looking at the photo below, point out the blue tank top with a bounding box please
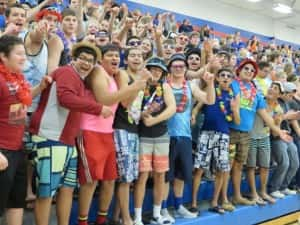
[167,81,193,138]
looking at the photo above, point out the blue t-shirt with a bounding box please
[167,81,193,138]
[229,79,266,132]
[202,89,233,134]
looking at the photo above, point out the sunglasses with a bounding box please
[188,56,200,61]
[163,44,175,49]
[218,73,233,79]
[171,64,185,69]
[95,31,108,38]
[128,40,142,46]
[243,66,255,73]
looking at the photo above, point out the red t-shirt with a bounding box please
[0,75,26,151]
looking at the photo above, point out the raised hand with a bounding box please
[230,94,240,112]
[208,55,221,73]
[111,6,120,16]
[125,17,134,29]
[83,34,96,43]
[202,72,215,85]
[139,68,153,81]
[4,23,20,35]
[154,26,163,39]
[131,79,147,91]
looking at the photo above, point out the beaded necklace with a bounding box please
[236,77,256,104]
[216,86,234,122]
[167,78,188,113]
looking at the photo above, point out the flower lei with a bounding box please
[143,82,164,113]
[167,78,188,113]
[0,63,32,106]
[216,86,234,122]
[236,77,256,104]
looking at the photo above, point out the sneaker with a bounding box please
[150,217,171,225]
[133,220,144,225]
[281,188,297,195]
[161,210,175,224]
[174,205,197,219]
[270,191,285,199]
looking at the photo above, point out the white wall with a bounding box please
[129,0,300,44]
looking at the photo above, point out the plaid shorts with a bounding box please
[31,135,78,198]
[247,137,271,168]
[194,131,230,172]
[114,129,139,183]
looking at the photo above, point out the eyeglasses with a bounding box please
[188,56,200,61]
[77,55,95,65]
[243,66,255,73]
[171,64,185,69]
[163,44,175,49]
[128,40,142,46]
[218,73,233,79]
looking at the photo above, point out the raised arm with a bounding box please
[89,66,145,106]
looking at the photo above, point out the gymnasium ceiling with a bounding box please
[216,0,300,29]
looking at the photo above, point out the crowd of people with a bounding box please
[0,0,300,225]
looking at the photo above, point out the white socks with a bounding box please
[134,208,142,222]
[153,204,162,218]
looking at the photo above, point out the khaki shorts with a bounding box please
[229,129,250,164]
[139,134,170,173]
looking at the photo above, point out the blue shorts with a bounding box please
[114,129,139,183]
[31,135,78,198]
[166,137,193,184]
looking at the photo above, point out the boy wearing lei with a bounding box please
[229,59,291,206]
[133,57,176,225]
[246,63,277,205]
[162,53,215,220]
[0,35,50,225]
[191,67,240,214]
